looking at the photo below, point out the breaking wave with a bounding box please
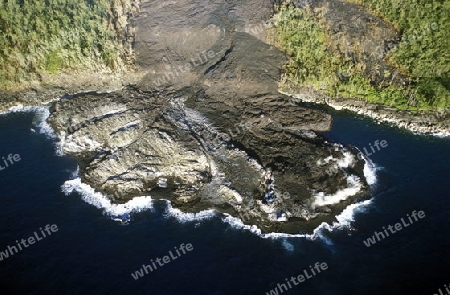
[222,199,373,243]
[61,175,153,218]
[221,156,378,243]
[1,105,62,155]
[163,202,217,223]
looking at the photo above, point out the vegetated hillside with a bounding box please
[274,1,450,112]
[349,0,449,78]
[0,0,131,91]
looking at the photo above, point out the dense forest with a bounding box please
[275,1,450,112]
[0,0,123,90]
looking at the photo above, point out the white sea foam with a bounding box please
[281,239,295,251]
[221,214,263,235]
[61,177,153,217]
[0,104,28,115]
[312,146,367,208]
[313,199,372,233]
[1,105,56,137]
[222,198,373,242]
[316,155,333,165]
[1,105,63,154]
[337,150,356,168]
[164,201,217,223]
[433,132,450,138]
[312,175,362,207]
[31,107,57,140]
[304,145,378,226]
[219,144,378,242]
[317,148,356,175]
[363,156,378,186]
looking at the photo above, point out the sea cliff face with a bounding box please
[46,0,370,233]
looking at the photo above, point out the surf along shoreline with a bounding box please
[280,88,450,137]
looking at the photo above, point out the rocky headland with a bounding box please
[2,0,446,234]
[44,0,371,234]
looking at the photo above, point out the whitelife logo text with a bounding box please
[0,224,59,261]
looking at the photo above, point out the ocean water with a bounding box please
[0,106,449,295]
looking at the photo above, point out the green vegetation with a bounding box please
[0,0,124,90]
[349,0,449,79]
[274,3,450,112]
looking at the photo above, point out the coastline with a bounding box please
[279,88,450,137]
[270,1,449,138]
[2,80,448,139]
[0,70,145,114]
[1,0,448,236]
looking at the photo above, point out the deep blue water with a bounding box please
[0,108,449,295]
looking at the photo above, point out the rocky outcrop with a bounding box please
[48,0,370,233]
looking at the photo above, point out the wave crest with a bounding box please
[61,176,153,218]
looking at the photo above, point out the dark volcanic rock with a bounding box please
[48,0,370,234]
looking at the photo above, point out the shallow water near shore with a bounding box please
[0,108,449,294]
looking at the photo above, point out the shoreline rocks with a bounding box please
[281,87,450,136]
